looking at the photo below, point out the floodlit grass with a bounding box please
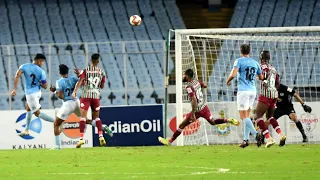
[0,144,319,180]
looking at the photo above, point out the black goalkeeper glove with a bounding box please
[302,104,312,113]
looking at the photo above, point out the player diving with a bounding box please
[158,69,240,145]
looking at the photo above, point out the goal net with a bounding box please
[169,26,320,146]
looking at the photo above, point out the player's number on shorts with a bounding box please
[196,88,204,103]
[245,67,256,81]
[88,77,100,89]
[65,88,74,96]
[30,73,36,86]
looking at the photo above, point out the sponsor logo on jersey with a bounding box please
[15,113,42,140]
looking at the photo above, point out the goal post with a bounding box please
[172,26,320,146]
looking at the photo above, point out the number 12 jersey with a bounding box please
[233,57,262,91]
[79,66,106,99]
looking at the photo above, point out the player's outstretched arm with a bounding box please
[72,78,84,99]
[11,69,23,96]
[294,92,312,113]
[226,68,238,86]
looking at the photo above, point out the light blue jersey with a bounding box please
[233,57,262,91]
[56,76,79,101]
[19,63,47,95]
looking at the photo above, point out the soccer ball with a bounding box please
[130,15,142,26]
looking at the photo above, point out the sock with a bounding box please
[295,121,306,137]
[256,118,270,139]
[39,112,54,123]
[244,120,250,140]
[269,117,283,135]
[55,135,61,149]
[95,118,103,137]
[25,111,32,131]
[211,118,227,125]
[169,128,183,143]
[244,117,257,136]
[80,118,86,139]
[91,120,96,127]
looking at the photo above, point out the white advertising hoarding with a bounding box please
[166,102,320,145]
[0,108,93,150]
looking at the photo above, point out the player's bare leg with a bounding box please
[92,110,106,147]
[255,102,275,148]
[19,104,32,136]
[266,108,286,147]
[158,117,191,146]
[76,108,87,148]
[289,113,308,142]
[53,118,64,150]
[238,109,261,148]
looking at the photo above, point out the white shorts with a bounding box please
[237,91,256,111]
[57,99,81,120]
[26,91,42,112]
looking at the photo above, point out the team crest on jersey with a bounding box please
[80,103,85,107]
[280,93,284,96]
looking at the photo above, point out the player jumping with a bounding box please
[11,54,55,136]
[158,69,240,145]
[49,64,112,150]
[72,53,107,148]
[226,44,266,148]
[254,50,285,147]
[270,83,312,143]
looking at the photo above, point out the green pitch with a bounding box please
[0,144,319,180]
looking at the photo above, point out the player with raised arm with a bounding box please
[226,44,266,148]
[49,64,112,150]
[11,54,55,136]
[254,50,285,147]
[271,84,312,143]
[71,53,107,148]
[158,69,240,145]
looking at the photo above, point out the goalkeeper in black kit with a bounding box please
[271,84,312,142]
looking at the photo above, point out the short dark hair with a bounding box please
[260,50,270,61]
[59,64,69,75]
[91,53,100,61]
[240,44,250,55]
[34,53,46,60]
[185,69,194,78]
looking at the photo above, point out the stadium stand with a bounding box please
[208,0,320,102]
[0,0,183,110]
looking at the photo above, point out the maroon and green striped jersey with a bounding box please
[185,80,206,112]
[79,65,106,99]
[260,64,279,99]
